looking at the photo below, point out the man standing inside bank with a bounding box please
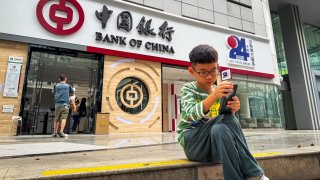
[178,45,268,180]
[52,74,74,138]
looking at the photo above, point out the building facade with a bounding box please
[270,0,320,130]
[0,0,283,136]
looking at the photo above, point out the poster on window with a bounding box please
[3,56,23,97]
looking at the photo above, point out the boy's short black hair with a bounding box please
[189,44,218,66]
[59,74,67,81]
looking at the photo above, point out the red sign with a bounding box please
[36,0,84,35]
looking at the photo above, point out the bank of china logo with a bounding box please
[226,35,255,67]
[36,0,85,35]
[120,83,143,109]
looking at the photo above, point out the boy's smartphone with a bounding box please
[219,84,238,115]
[226,84,238,101]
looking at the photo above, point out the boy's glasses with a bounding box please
[194,68,219,77]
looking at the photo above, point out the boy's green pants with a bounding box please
[183,114,263,180]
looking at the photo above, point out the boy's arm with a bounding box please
[181,86,209,121]
[202,93,219,114]
[227,96,240,114]
[203,81,234,113]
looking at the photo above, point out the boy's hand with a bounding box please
[227,96,240,114]
[212,81,234,99]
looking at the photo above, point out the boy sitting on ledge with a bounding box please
[177,44,268,180]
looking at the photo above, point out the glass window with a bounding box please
[115,77,149,114]
[271,13,288,76]
[304,24,320,71]
[272,13,320,74]
[234,80,284,128]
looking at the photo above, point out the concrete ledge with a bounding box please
[34,149,320,180]
[259,153,320,179]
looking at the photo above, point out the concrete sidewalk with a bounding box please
[0,129,320,179]
[0,132,178,159]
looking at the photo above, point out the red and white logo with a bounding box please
[36,0,84,35]
[226,35,255,67]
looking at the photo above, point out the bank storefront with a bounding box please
[0,0,283,136]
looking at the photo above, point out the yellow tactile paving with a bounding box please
[42,159,192,176]
[253,152,282,157]
[42,152,282,176]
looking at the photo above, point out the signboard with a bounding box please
[3,57,23,97]
[94,5,175,54]
[221,69,232,81]
[227,35,255,67]
[0,0,275,78]
[8,56,23,64]
[2,105,14,113]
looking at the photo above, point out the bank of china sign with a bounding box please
[36,1,175,55]
[226,35,255,67]
[95,5,175,54]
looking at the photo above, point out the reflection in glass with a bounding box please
[234,80,284,129]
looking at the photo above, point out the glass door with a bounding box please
[22,51,46,134]
[86,65,97,133]
[20,46,103,135]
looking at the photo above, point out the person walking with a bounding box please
[52,74,74,138]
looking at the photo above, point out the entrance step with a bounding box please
[38,147,320,180]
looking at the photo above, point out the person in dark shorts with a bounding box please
[52,74,74,138]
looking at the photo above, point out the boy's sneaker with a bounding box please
[259,174,269,180]
[52,133,58,138]
[247,174,269,180]
[58,131,69,138]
